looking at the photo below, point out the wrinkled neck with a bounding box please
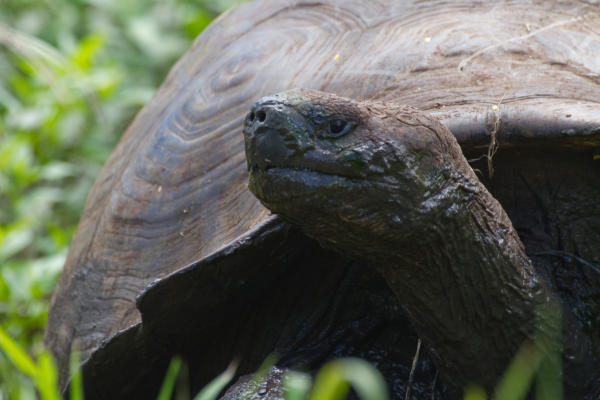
[300,157,560,394]
[382,182,551,390]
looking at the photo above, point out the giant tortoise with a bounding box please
[45,0,600,399]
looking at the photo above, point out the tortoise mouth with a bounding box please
[247,165,402,212]
[249,162,378,187]
[247,155,407,204]
[250,164,355,183]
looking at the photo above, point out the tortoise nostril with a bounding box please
[248,111,255,122]
[256,110,267,123]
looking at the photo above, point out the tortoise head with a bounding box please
[243,88,474,259]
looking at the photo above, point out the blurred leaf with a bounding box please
[89,67,121,98]
[0,351,38,400]
[0,80,20,110]
[0,223,34,262]
[39,161,76,181]
[27,252,67,295]
[309,358,388,400]
[114,86,156,107]
[284,371,312,400]
[56,110,86,144]
[70,350,84,400]
[0,326,38,378]
[492,342,542,400]
[7,106,51,130]
[0,136,37,184]
[158,356,183,400]
[465,385,487,400]
[193,361,238,400]
[534,301,563,400]
[71,33,104,69]
[35,351,61,400]
[536,357,563,400]
[493,301,564,400]
[128,16,187,61]
[239,353,279,400]
[0,0,247,397]
[184,9,213,38]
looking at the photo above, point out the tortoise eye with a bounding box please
[326,119,350,137]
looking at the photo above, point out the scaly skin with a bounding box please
[243,88,592,396]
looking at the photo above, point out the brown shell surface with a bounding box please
[46,0,600,378]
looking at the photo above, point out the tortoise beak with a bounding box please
[243,97,312,173]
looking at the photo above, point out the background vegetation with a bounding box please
[0,1,243,397]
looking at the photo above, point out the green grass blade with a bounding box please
[35,351,61,400]
[283,371,311,400]
[493,342,542,400]
[157,356,183,400]
[0,326,38,378]
[535,356,563,400]
[535,301,563,400]
[464,385,487,400]
[239,353,279,400]
[309,358,388,400]
[69,350,84,400]
[193,361,238,400]
[309,363,349,400]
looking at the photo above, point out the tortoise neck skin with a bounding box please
[243,89,560,393]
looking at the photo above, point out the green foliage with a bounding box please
[0,331,388,400]
[0,320,566,400]
[158,357,183,400]
[153,355,389,400]
[0,326,61,400]
[193,361,237,400]
[285,358,388,400]
[465,301,564,400]
[157,356,238,400]
[0,1,244,398]
[68,350,83,400]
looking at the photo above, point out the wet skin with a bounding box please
[243,89,598,397]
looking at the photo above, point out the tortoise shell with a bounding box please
[45,0,600,398]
